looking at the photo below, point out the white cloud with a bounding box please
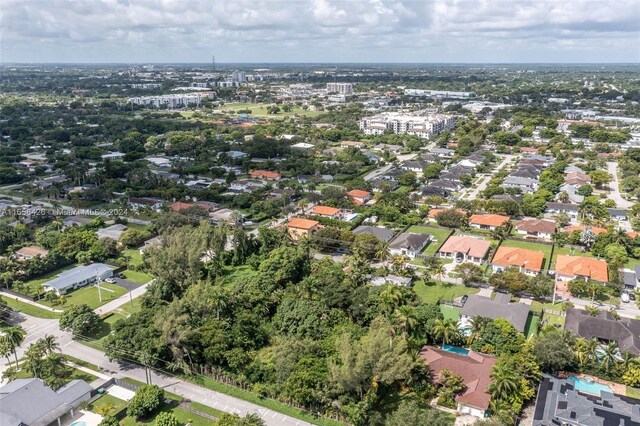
[1,0,638,62]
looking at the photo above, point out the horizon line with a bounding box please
[2,61,639,65]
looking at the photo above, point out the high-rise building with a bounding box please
[327,82,353,95]
[232,70,246,83]
[359,111,455,139]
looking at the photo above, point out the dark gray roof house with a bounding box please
[564,308,640,355]
[0,378,92,426]
[460,294,530,333]
[389,233,431,254]
[607,208,628,220]
[533,374,640,426]
[353,226,396,243]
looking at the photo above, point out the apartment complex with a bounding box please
[405,88,475,99]
[359,110,455,139]
[129,92,216,108]
[326,82,354,94]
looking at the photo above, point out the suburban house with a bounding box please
[501,176,539,193]
[42,263,115,295]
[0,378,92,426]
[388,233,431,258]
[14,246,48,260]
[564,171,591,187]
[607,208,628,222]
[564,308,640,355]
[514,219,556,240]
[169,201,195,212]
[419,347,497,418]
[438,235,490,264]
[62,216,92,228]
[209,208,243,224]
[427,179,462,192]
[346,189,372,206]
[563,225,608,235]
[352,226,396,243]
[287,217,322,241]
[310,205,341,219]
[96,224,127,241]
[460,294,531,333]
[340,140,366,149]
[622,265,640,292]
[249,170,282,181]
[546,202,579,219]
[370,274,413,287]
[491,246,545,275]
[554,255,608,282]
[468,214,510,231]
[557,183,584,204]
[533,374,640,426]
[140,236,161,254]
[128,197,164,211]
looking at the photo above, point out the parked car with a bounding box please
[104,277,116,284]
[629,292,636,301]
[621,292,630,303]
[460,295,469,305]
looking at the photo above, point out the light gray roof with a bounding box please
[96,224,127,240]
[503,176,538,187]
[42,263,115,291]
[0,379,92,426]
[460,294,530,332]
[353,226,397,243]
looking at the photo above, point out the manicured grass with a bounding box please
[413,280,479,304]
[407,225,452,256]
[122,269,152,284]
[530,300,566,313]
[184,375,345,426]
[122,248,144,267]
[121,404,213,426]
[213,102,324,118]
[624,257,640,269]
[627,386,640,400]
[190,401,225,418]
[15,362,97,384]
[40,283,127,310]
[2,297,60,319]
[500,239,553,271]
[63,355,101,372]
[21,265,76,295]
[440,305,461,321]
[524,313,540,338]
[119,297,142,315]
[88,393,128,415]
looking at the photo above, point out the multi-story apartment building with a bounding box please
[129,92,216,108]
[405,88,475,99]
[327,82,354,94]
[359,111,455,139]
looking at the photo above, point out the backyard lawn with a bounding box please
[40,282,127,310]
[550,245,593,269]
[88,393,128,415]
[440,305,461,321]
[499,239,553,271]
[524,313,540,338]
[122,248,144,267]
[122,269,152,284]
[407,225,452,256]
[413,280,479,304]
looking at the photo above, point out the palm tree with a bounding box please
[57,295,67,307]
[557,191,570,203]
[393,306,417,337]
[489,363,519,400]
[432,319,459,346]
[430,263,447,282]
[1,326,26,368]
[39,335,60,355]
[467,316,487,345]
[375,242,390,262]
[600,341,619,373]
[95,402,116,417]
[379,285,404,315]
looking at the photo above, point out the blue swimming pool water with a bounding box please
[568,376,612,396]
[441,345,470,356]
[69,421,88,426]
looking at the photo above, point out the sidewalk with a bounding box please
[96,282,150,315]
[2,292,63,313]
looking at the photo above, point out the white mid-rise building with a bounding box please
[405,88,474,99]
[129,92,216,108]
[327,82,354,95]
[359,111,455,139]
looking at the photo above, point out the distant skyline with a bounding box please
[2,0,639,64]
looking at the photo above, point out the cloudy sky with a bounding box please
[2,0,639,63]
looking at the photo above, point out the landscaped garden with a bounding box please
[413,280,479,304]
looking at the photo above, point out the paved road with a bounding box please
[462,154,516,200]
[606,162,633,209]
[363,152,419,181]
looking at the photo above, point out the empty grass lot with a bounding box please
[122,248,144,267]
[122,269,152,284]
[413,280,479,304]
[499,239,553,271]
[406,225,452,256]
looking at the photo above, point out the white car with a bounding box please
[621,293,630,303]
[104,278,116,284]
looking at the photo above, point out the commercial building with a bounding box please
[129,92,216,108]
[359,111,455,139]
[405,89,475,99]
[326,82,353,94]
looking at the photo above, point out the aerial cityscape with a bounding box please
[1,1,640,426]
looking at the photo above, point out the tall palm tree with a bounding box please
[467,316,487,345]
[1,326,26,368]
[393,306,417,337]
[379,285,404,315]
[39,335,60,355]
[600,342,619,373]
[489,363,519,400]
[432,319,459,346]
[375,242,390,262]
[431,263,447,282]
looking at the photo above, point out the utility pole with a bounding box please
[94,267,103,302]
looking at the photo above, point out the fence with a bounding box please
[114,378,139,392]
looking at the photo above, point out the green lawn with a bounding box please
[2,296,60,319]
[627,386,640,399]
[122,269,152,284]
[122,248,144,267]
[118,297,143,315]
[413,280,479,304]
[407,226,452,256]
[624,257,640,269]
[524,313,540,338]
[40,282,127,310]
[77,311,128,350]
[213,102,324,118]
[21,265,76,295]
[63,355,101,372]
[440,305,461,321]
[222,265,259,284]
[500,239,553,271]
[15,362,97,384]
[121,404,213,426]
[88,393,128,415]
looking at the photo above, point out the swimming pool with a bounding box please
[69,421,88,426]
[441,345,470,356]
[568,376,612,396]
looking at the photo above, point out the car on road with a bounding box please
[621,292,630,303]
[104,278,115,284]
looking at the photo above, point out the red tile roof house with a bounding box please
[310,205,341,219]
[554,255,608,283]
[438,235,491,264]
[491,246,544,275]
[563,225,608,235]
[564,171,591,188]
[514,219,557,240]
[346,189,372,206]
[249,170,282,181]
[420,346,497,418]
[469,214,510,231]
[169,201,194,212]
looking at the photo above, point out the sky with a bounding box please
[1,0,639,64]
